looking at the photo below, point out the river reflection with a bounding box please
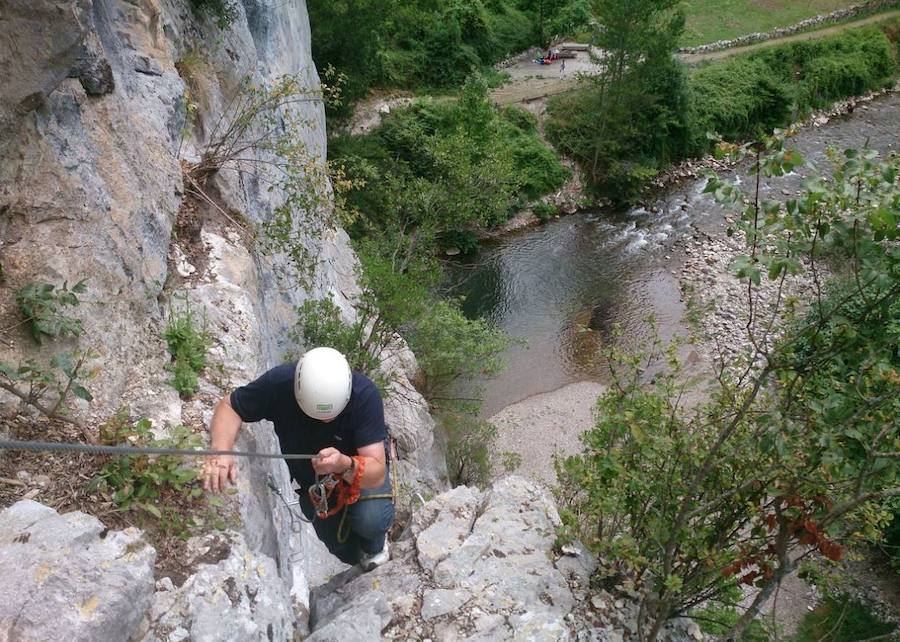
[446,212,687,417]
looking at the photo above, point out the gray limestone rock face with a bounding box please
[430,477,574,640]
[383,367,449,495]
[308,476,580,641]
[306,591,392,642]
[0,0,449,639]
[139,532,294,642]
[0,0,93,138]
[413,485,483,572]
[0,500,155,642]
[421,588,471,621]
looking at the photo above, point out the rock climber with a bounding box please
[202,347,394,571]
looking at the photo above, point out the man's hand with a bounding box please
[202,455,237,492]
[312,447,350,476]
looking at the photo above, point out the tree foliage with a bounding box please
[547,18,899,204]
[332,75,567,251]
[16,279,86,344]
[557,140,899,641]
[308,0,592,111]
[546,0,695,203]
[1,278,94,441]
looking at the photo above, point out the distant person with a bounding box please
[203,347,394,571]
[560,58,567,78]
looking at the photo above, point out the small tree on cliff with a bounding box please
[557,138,900,641]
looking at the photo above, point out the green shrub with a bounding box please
[441,408,501,487]
[533,202,557,221]
[163,301,210,397]
[690,57,792,143]
[793,597,895,642]
[92,415,203,520]
[332,75,567,236]
[691,25,897,144]
[15,279,86,344]
[404,299,510,398]
[504,122,571,199]
[291,298,383,384]
[501,105,539,133]
[796,32,896,108]
[439,229,480,254]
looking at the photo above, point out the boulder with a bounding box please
[0,500,155,641]
[308,476,580,641]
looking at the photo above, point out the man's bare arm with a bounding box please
[203,395,242,492]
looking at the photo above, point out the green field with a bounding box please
[681,0,861,46]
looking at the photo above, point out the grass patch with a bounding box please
[681,0,861,47]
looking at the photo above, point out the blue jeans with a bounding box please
[298,468,395,565]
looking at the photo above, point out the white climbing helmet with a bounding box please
[294,347,352,421]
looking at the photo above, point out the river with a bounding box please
[445,92,900,480]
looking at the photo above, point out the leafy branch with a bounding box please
[0,353,94,442]
[559,137,899,642]
[12,279,87,344]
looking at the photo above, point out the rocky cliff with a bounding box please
[0,0,445,639]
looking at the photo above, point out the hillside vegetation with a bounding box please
[546,17,900,202]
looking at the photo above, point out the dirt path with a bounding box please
[491,10,900,105]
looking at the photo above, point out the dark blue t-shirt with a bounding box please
[230,362,386,489]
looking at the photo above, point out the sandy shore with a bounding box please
[488,380,605,485]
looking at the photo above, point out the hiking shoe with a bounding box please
[360,541,389,572]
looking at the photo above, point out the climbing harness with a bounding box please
[307,432,401,544]
[309,455,366,519]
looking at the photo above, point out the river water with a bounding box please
[447,93,900,429]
